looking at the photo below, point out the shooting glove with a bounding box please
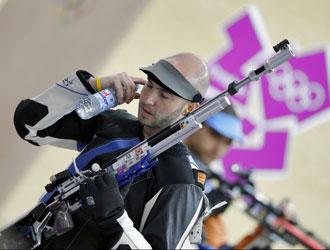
[80,172,125,223]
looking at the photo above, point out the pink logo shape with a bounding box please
[208,6,329,178]
[208,8,264,104]
[261,51,330,123]
[223,131,289,181]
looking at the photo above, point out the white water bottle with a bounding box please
[76,89,117,120]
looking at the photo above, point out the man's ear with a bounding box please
[184,102,200,114]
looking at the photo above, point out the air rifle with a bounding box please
[219,165,329,249]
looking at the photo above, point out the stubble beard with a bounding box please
[139,103,186,130]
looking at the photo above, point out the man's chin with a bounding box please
[138,116,154,127]
[201,156,213,165]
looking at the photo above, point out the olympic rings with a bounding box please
[267,62,325,113]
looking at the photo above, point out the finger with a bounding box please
[128,82,136,103]
[103,172,118,188]
[80,179,93,198]
[122,73,135,103]
[125,74,138,103]
[121,73,135,103]
[79,182,88,198]
[126,88,136,103]
[131,76,147,85]
[133,93,140,99]
[119,181,132,198]
[94,174,106,189]
[113,77,124,104]
[122,84,129,104]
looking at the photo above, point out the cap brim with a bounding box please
[140,60,202,102]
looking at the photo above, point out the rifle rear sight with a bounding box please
[273,39,290,52]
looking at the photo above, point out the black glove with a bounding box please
[80,172,125,222]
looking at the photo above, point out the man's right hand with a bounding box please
[89,73,147,105]
[80,172,125,222]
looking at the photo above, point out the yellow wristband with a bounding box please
[96,77,102,91]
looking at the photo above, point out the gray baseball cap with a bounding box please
[140,59,203,103]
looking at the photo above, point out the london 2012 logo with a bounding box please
[207,5,330,180]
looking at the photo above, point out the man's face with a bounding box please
[188,126,232,164]
[138,78,187,130]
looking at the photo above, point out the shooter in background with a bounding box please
[184,105,243,248]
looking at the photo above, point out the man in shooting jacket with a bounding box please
[14,52,209,249]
